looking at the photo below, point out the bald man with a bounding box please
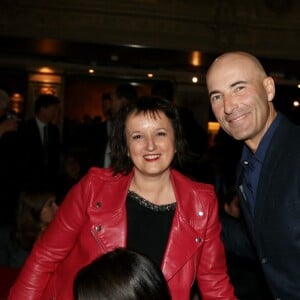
[207,52,300,300]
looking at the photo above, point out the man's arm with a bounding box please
[220,211,257,260]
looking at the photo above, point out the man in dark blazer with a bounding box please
[206,51,300,299]
[86,92,111,169]
[18,94,61,192]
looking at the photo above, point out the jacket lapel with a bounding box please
[161,170,203,280]
[161,212,202,280]
[255,117,288,220]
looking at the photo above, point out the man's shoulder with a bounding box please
[277,116,300,142]
[19,118,37,131]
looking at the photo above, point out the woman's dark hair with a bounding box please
[110,96,187,175]
[73,248,171,300]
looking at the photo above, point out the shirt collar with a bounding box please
[35,117,47,128]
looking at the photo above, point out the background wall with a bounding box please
[1,1,300,60]
[0,0,299,128]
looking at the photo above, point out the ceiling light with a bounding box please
[38,67,55,74]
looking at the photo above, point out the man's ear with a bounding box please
[263,76,275,102]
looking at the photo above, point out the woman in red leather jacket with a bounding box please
[9,96,236,300]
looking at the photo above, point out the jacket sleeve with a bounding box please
[8,174,91,300]
[196,188,237,300]
[220,211,257,260]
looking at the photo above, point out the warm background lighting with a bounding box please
[208,121,220,146]
[10,93,24,115]
[190,51,202,67]
[31,39,65,56]
[38,67,55,74]
[208,121,220,132]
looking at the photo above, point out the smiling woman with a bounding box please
[125,110,176,189]
[9,96,236,300]
[110,96,187,176]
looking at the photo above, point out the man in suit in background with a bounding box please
[18,94,61,192]
[96,83,137,168]
[87,92,112,168]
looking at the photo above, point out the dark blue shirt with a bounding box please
[240,113,281,216]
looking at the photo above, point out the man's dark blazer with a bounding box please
[230,115,300,300]
[18,118,61,191]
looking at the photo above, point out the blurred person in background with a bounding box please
[0,89,17,137]
[18,94,61,192]
[0,191,58,268]
[0,89,19,226]
[88,84,138,169]
[56,150,82,205]
[88,92,113,168]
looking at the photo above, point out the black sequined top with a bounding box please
[126,190,176,266]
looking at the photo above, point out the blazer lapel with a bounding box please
[255,155,282,222]
[161,170,203,280]
[255,118,287,220]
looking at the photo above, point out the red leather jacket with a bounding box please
[9,168,236,300]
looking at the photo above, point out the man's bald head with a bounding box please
[207,51,267,84]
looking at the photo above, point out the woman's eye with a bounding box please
[157,131,166,136]
[132,134,142,140]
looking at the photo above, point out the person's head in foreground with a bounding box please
[73,248,171,300]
